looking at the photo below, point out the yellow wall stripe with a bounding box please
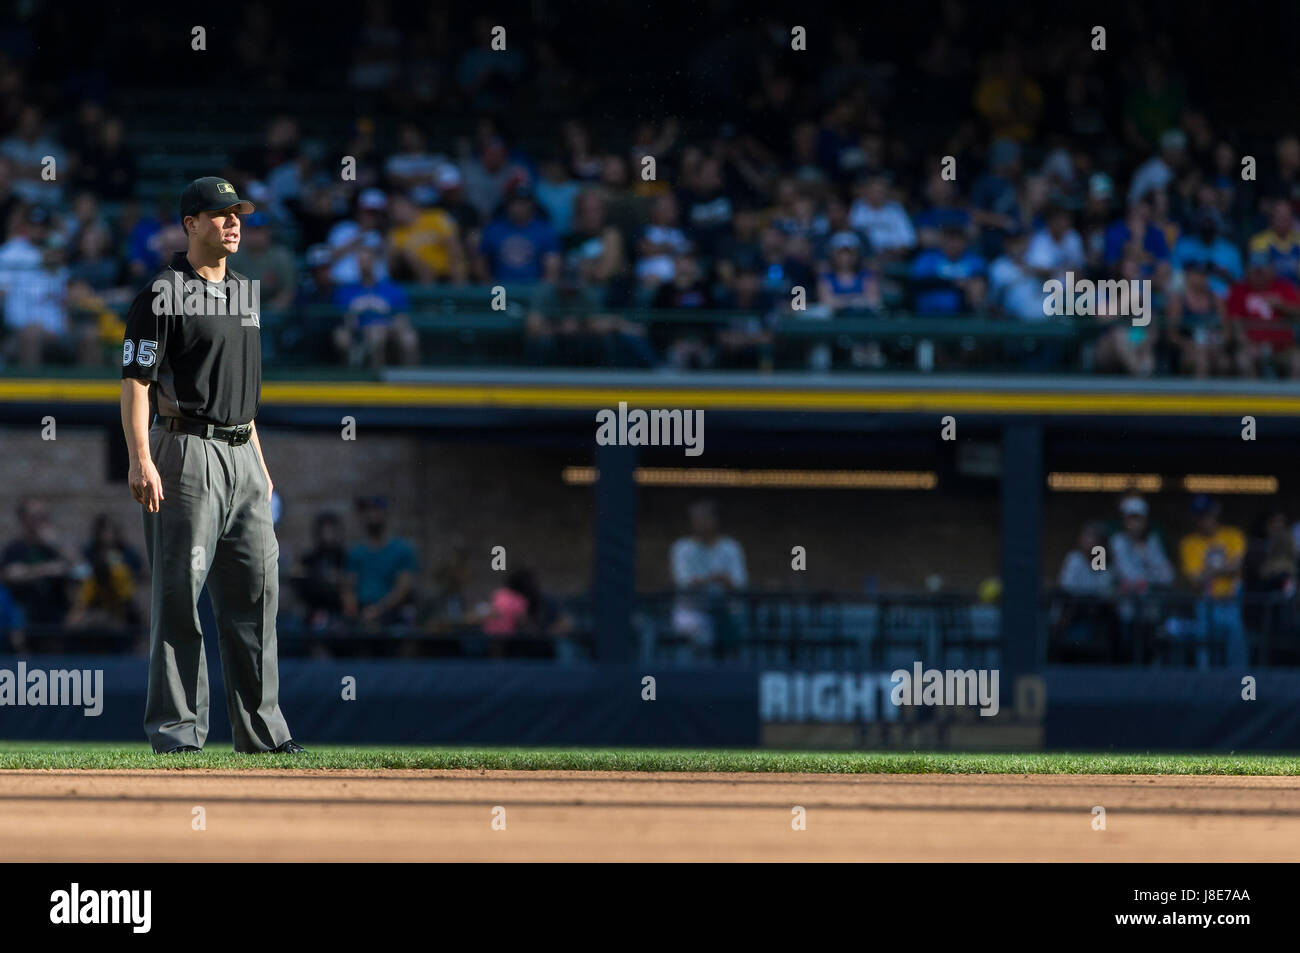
[1,379,1298,416]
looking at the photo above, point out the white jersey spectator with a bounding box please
[669,501,748,652]
[671,532,748,593]
[849,178,917,255]
[1026,226,1086,277]
[1109,495,1175,592]
[1058,522,1113,595]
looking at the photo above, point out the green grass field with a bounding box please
[0,741,1298,774]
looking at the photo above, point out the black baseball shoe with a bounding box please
[271,740,307,754]
[160,745,202,754]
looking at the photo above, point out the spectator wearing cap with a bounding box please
[387,192,466,285]
[434,164,482,241]
[1173,210,1242,299]
[818,231,880,313]
[848,175,916,261]
[1225,251,1300,377]
[1128,128,1188,205]
[230,212,297,312]
[1108,494,1175,660]
[1079,173,1115,270]
[327,188,390,285]
[1110,495,1176,594]
[910,225,986,314]
[1167,260,1233,376]
[342,496,419,630]
[331,244,419,368]
[297,243,337,309]
[1179,495,1247,667]
[477,183,560,284]
[1248,198,1300,287]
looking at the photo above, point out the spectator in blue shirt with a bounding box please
[331,244,420,368]
[915,176,973,249]
[817,231,881,312]
[1173,211,1242,299]
[478,184,561,283]
[910,226,987,313]
[1103,195,1170,275]
[343,496,419,629]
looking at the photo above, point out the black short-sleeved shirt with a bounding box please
[121,251,262,426]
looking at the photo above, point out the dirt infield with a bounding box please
[2,770,1298,861]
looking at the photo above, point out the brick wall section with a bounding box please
[0,424,1269,602]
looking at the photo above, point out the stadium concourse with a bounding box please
[3,768,1298,862]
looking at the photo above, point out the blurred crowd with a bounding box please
[0,493,575,658]
[0,6,1297,373]
[1053,492,1300,665]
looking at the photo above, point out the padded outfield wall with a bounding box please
[2,656,1297,751]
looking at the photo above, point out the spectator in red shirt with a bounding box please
[1225,251,1300,377]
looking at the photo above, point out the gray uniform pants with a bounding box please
[142,419,292,752]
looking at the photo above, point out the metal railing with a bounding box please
[9,590,1299,667]
[1044,589,1300,667]
[632,590,1002,667]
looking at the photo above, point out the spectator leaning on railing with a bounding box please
[0,498,78,642]
[669,500,748,657]
[342,496,418,630]
[1109,494,1175,659]
[1179,495,1247,668]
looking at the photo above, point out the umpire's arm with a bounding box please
[249,421,273,501]
[122,378,164,513]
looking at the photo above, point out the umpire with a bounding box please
[120,176,304,755]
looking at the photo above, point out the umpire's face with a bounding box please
[187,206,243,257]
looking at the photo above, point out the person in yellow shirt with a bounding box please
[387,193,467,284]
[1179,495,1248,667]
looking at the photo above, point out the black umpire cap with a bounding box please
[179,176,255,223]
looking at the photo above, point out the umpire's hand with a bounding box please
[130,458,165,513]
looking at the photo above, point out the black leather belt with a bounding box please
[158,416,252,446]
